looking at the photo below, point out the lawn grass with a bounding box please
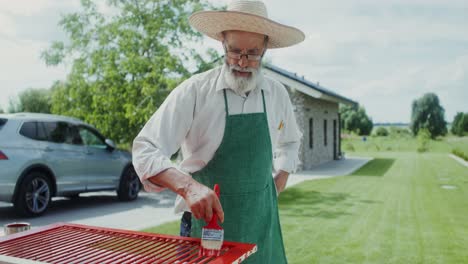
[142,136,468,263]
[280,152,468,263]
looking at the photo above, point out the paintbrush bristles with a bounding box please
[201,228,223,256]
[200,183,223,257]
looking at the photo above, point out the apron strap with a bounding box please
[223,89,229,117]
[261,89,267,118]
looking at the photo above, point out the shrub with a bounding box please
[452,149,468,161]
[389,126,411,137]
[417,128,431,152]
[375,127,389,137]
[345,143,355,152]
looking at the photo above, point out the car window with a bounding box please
[19,121,47,141]
[68,125,83,145]
[36,122,48,140]
[78,126,106,149]
[0,118,7,131]
[42,122,66,143]
[41,122,83,145]
[19,121,37,139]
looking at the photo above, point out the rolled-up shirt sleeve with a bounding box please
[132,80,194,192]
[273,89,302,173]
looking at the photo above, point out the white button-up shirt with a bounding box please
[132,65,302,212]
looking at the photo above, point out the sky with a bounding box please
[0,0,467,123]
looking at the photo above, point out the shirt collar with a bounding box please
[215,65,270,95]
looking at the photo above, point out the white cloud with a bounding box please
[0,36,68,111]
[0,0,53,16]
[0,13,15,36]
[260,0,468,122]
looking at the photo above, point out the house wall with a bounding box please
[286,87,340,170]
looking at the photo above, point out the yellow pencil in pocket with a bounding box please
[278,120,284,130]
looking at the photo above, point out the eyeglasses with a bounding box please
[223,44,265,62]
[222,34,269,62]
[225,50,263,62]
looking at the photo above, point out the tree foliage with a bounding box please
[7,88,52,113]
[42,0,218,145]
[410,93,447,139]
[451,112,468,136]
[340,105,373,136]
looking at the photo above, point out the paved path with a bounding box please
[0,156,371,236]
[449,154,468,167]
[286,156,372,188]
[0,190,180,236]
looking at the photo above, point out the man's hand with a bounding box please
[182,181,224,223]
[274,170,290,195]
[148,168,224,223]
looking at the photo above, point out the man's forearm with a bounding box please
[148,168,194,199]
[148,168,224,222]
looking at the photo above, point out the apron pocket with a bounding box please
[220,184,272,244]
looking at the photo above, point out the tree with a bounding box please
[410,93,447,138]
[0,108,4,114]
[7,88,52,113]
[42,0,218,145]
[451,112,468,136]
[340,105,373,136]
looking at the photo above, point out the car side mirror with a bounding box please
[105,139,116,151]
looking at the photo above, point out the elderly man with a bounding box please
[132,0,304,262]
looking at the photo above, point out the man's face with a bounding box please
[223,30,266,78]
[222,31,267,95]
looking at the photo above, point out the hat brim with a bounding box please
[189,11,305,49]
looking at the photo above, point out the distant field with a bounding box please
[342,134,468,154]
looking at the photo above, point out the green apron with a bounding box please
[192,89,287,263]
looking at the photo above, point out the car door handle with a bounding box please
[85,151,93,155]
[44,147,53,152]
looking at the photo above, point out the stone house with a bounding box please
[263,64,358,171]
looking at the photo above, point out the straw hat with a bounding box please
[189,0,305,49]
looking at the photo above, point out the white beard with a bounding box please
[223,62,261,95]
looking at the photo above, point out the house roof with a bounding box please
[263,63,358,107]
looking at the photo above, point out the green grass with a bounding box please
[280,152,468,263]
[142,136,468,263]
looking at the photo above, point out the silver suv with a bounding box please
[0,113,140,216]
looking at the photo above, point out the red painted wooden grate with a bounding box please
[0,223,256,264]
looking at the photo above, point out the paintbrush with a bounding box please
[199,183,223,257]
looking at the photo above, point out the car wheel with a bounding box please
[117,166,140,201]
[14,171,52,217]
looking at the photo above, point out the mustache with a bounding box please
[229,65,256,74]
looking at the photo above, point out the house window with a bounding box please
[324,119,327,146]
[309,118,313,149]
